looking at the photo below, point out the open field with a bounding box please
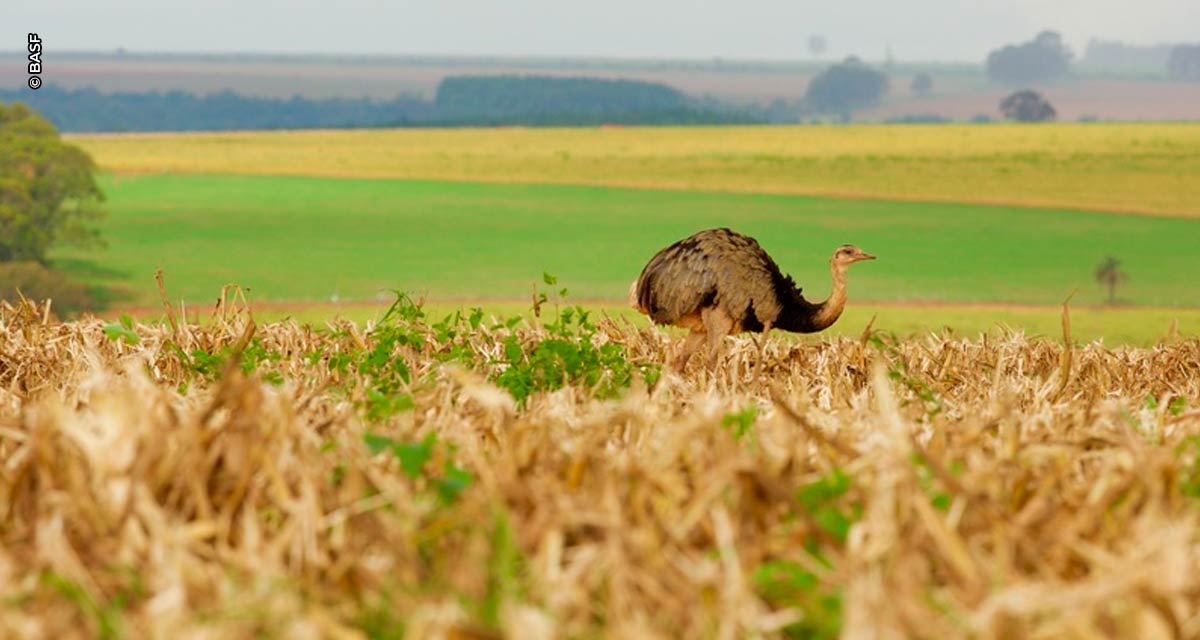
[71,123,1200,217]
[60,174,1200,312]
[3,298,1200,637]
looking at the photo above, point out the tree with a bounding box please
[808,35,828,59]
[0,102,104,263]
[911,72,933,97]
[1168,45,1200,81]
[986,30,1072,85]
[1094,256,1127,305]
[804,57,889,119]
[999,90,1056,122]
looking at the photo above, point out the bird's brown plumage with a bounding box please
[632,227,874,367]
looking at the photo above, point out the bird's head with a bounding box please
[831,244,876,268]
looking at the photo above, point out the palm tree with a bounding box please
[1095,256,1126,305]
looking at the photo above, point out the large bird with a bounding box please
[630,228,875,368]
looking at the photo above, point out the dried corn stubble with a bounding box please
[1,296,1199,639]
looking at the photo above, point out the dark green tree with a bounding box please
[0,102,105,263]
[1094,256,1126,305]
[999,90,1057,122]
[986,30,1072,85]
[804,57,889,120]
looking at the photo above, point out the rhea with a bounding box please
[630,228,875,368]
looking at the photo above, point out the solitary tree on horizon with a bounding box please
[1000,90,1056,121]
[1095,256,1127,305]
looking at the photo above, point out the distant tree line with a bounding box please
[432,75,733,124]
[991,33,1200,83]
[1168,45,1200,81]
[0,76,759,133]
[1081,39,1176,73]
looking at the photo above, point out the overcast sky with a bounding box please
[5,0,1198,62]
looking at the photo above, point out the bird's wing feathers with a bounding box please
[637,234,720,324]
[636,228,786,327]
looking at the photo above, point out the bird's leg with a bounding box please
[754,322,773,370]
[673,330,706,370]
[701,307,735,368]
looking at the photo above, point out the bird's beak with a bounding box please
[859,252,876,261]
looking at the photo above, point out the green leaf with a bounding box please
[395,434,436,479]
[798,469,852,510]
[721,404,758,441]
[364,389,414,422]
[542,272,557,285]
[102,322,140,345]
[363,433,394,455]
[752,560,818,600]
[436,462,474,503]
[1169,397,1187,416]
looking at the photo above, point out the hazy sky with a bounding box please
[5,0,1198,62]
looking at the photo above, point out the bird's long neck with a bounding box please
[807,262,848,331]
[775,261,849,333]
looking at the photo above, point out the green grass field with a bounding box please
[65,173,1200,308]
[52,124,1200,345]
[71,123,1200,217]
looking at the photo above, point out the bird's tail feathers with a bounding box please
[629,280,647,314]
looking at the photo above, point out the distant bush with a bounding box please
[0,261,96,313]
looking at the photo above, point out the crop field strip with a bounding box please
[243,301,1200,348]
[71,123,1200,218]
[2,296,1199,637]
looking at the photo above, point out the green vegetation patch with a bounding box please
[61,174,1200,311]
